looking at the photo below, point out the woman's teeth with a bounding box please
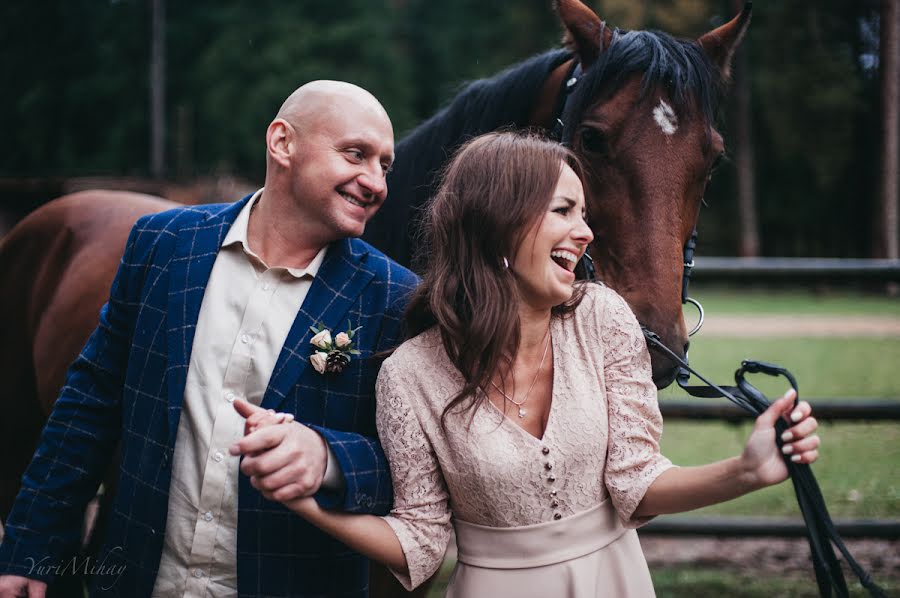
[550,250,577,271]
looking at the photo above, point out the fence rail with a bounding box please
[641,516,900,539]
[693,257,900,281]
[660,399,900,422]
[650,397,900,540]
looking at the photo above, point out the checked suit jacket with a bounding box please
[0,195,419,597]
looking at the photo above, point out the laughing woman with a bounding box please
[236,131,819,597]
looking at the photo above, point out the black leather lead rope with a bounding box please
[642,329,887,598]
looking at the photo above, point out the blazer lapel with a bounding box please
[165,198,248,444]
[261,238,375,410]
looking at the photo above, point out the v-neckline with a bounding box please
[483,318,558,443]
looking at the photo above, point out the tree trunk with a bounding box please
[732,0,759,257]
[878,0,899,261]
[150,0,166,179]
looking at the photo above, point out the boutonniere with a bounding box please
[309,321,362,374]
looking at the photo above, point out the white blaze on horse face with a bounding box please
[652,99,678,135]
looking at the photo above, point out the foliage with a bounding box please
[0,0,890,257]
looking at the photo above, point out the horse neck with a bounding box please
[391,50,572,206]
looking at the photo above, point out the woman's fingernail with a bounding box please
[782,444,794,455]
[790,454,802,463]
[791,410,802,423]
[781,431,794,442]
[284,413,295,423]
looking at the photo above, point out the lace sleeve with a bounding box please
[598,290,675,527]
[376,357,453,590]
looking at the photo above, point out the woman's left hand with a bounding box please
[741,388,820,488]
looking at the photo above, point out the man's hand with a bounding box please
[0,575,47,598]
[229,399,328,502]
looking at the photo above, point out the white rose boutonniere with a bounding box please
[308,321,362,374]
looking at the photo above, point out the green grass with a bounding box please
[660,337,900,399]
[659,421,900,518]
[689,286,900,316]
[650,567,897,597]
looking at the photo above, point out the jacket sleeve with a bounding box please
[309,266,418,514]
[0,222,145,580]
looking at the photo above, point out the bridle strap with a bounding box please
[549,60,582,144]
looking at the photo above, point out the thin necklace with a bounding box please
[490,327,551,419]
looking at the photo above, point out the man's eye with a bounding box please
[347,150,364,161]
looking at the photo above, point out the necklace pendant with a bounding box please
[518,407,527,418]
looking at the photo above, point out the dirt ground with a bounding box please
[700,314,900,337]
[641,536,900,583]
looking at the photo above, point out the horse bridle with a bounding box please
[549,57,705,339]
[548,52,886,598]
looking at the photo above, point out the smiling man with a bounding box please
[0,81,418,598]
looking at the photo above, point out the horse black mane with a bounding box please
[561,28,720,144]
[365,28,720,268]
[366,49,572,266]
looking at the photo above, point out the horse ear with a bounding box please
[697,1,752,80]
[556,0,613,67]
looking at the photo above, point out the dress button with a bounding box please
[547,474,556,483]
[551,500,559,508]
[544,462,553,471]
[541,447,550,455]
[193,569,204,578]
[549,490,558,497]
[553,513,562,520]
[213,451,224,462]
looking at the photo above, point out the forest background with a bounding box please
[1,0,897,261]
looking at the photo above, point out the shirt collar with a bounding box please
[222,188,328,279]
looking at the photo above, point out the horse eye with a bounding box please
[710,153,724,173]
[580,128,608,155]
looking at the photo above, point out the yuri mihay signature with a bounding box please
[25,546,127,590]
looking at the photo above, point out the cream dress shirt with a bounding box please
[151,190,335,597]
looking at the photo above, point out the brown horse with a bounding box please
[0,0,750,594]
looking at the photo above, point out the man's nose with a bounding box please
[358,170,387,200]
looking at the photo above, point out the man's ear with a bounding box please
[266,119,293,168]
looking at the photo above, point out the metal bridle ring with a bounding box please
[684,296,705,337]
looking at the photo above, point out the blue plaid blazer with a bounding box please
[0,196,419,597]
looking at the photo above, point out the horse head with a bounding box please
[543,0,751,388]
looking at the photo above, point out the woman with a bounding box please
[238,131,820,596]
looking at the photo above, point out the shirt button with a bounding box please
[225,392,236,403]
[193,569,204,578]
[213,451,224,462]
[203,511,214,522]
[240,334,250,344]
[262,282,271,291]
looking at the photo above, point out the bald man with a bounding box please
[0,81,418,598]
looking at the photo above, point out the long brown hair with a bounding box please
[405,131,588,426]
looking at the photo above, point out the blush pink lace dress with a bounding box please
[376,284,675,597]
